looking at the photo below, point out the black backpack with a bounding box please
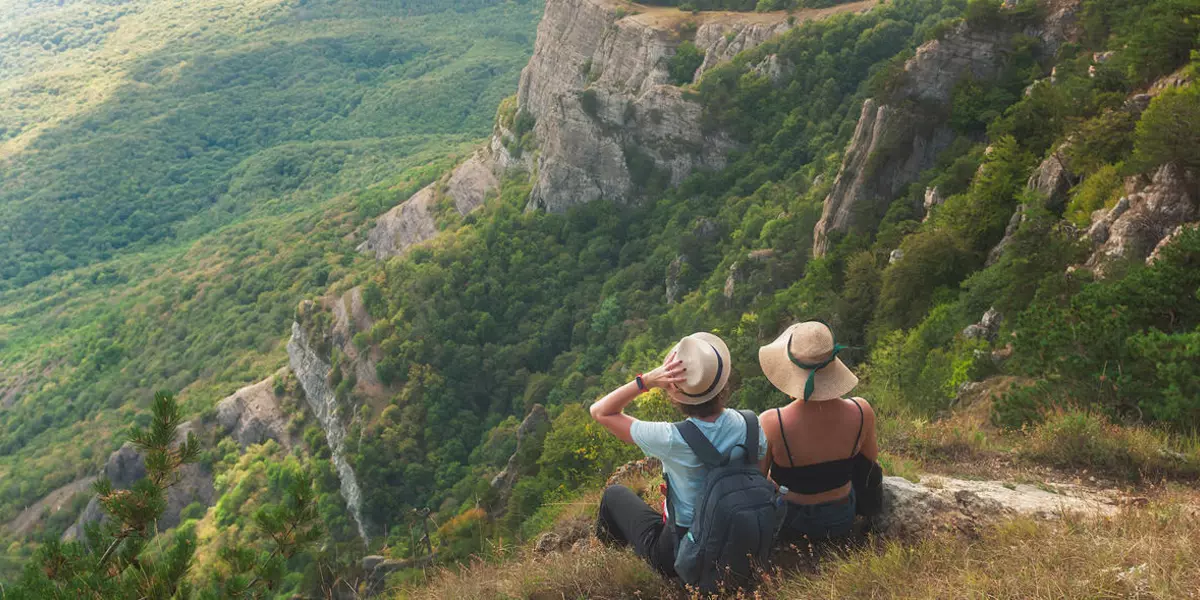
[668,410,786,594]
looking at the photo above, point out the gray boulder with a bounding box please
[63,420,214,541]
[875,475,1120,539]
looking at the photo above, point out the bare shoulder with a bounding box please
[849,396,876,418]
[757,407,779,427]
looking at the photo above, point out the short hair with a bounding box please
[676,386,730,419]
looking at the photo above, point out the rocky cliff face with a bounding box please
[357,152,499,260]
[813,0,1081,256]
[489,404,550,515]
[287,314,371,546]
[813,97,958,256]
[360,0,818,259]
[215,368,298,450]
[515,0,801,212]
[1085,164,1198,276]
[63,420,213,542]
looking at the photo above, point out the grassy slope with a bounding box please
[0,0,541,526]
[400,501,1200,599]
[397,398,1200,599]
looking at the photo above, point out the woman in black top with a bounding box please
[756,321,878,540]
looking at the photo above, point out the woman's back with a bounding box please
[760,397,877,505]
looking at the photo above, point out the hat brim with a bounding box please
[758,328,858,402]
[667,332,732,405]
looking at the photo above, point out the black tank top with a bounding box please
[768,398,863,495]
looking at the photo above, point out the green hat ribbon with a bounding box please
[785,319,847,402]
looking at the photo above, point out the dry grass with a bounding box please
[400,499,1200,600]
[396,543,673,600]
[399,395,1200,599]
[783,501,1200,599]
[1023,409,1200,482]
[618,0,878,29]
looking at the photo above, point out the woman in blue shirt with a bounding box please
[590,332,767,576]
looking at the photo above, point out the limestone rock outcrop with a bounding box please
[63,420,214,542]
[814,98,957,256]
[693,19,792,75]
[875,475,1120,538]
[215,368,297,450]
[357,153,500,259]
[518,0,787,212]
[362,0,877,258]
[490,404,551,515]
[962,307,1002,341]
[289,301,371,545]
[665,254,688,304]
[814,2,1082,256]
[1027,144,1077,210]
[357,186,440,260]
[921,186,944,222]
[1084,164,1198,276]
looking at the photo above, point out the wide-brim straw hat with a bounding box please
[667,332,732,405]
[758,321,858,402]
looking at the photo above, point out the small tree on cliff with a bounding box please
[5,391,322,600]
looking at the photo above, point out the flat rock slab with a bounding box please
[877,475,1122,539]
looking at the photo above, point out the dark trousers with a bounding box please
[595,485,682,577]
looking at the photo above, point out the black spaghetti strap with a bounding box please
[850,398,864,457]
[774,407,796,468]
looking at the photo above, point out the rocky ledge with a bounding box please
[603,458,1121,542]
[357,152,499,259]
[360,0,861,259]
[877,475,1120,538]
[215,368,298,450]
[63,420,213,542]
[1084,163,1198,276]
[813,0,1082,256]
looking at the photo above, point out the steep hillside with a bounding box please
[294,0,1198,590]
[3,0,1198,595]
[0,0,540,289]
[0,0,543,574]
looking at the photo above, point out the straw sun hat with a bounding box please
[758,321,858,402]
[667,332,732,405]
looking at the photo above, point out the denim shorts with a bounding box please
[779,488,856,541]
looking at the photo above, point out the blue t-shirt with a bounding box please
[630,409,768,528]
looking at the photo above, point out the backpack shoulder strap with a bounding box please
[737,410,760,466]
[674,420,724,467]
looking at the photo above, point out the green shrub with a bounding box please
[1062,110,1136,176]
[1010,227,1200,428]
[1130,85,1200,172]
[1064,164,1122,227]
[580,89,600,117]
[1127,326,1200,425]
[991,380,1063,428]
[668,41,705,86]
[1023,409,1200,480]
[961,205,1086,318]
[512,110,536,138]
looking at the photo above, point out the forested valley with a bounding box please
[1,0,1198,597]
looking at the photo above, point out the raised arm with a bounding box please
[589,354,685,444]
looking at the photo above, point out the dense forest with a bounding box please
[0,0,541,587]
[325,0,1200,563]
[2,0,1198,595]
